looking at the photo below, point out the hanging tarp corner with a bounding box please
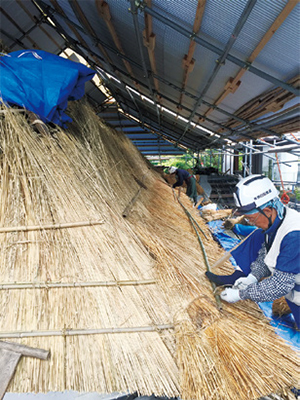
[0,50,95,126]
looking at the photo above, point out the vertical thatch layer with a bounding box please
[0,102,297,399]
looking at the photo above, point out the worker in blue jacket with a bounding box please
[169,166,198,206]
[206,174,300,329]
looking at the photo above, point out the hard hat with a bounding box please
[233,174,278,214]
[168,166,178,174]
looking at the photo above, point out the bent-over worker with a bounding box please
[206,174,300,329]
[169,166,198,206]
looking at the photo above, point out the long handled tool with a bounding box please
[210,228,257,270]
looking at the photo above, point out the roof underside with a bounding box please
[0,0,299,156]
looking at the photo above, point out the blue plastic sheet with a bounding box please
[0,50,95,126]
[233,223,257,236]
[207,220,299,351]
[259,302,299,352]
[207,220,239,268]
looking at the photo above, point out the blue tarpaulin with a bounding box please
[233,223,257,236]
[0,50,95,126]
[207,220,299,351]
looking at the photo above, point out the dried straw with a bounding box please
[272,297,291,317]
[0,102,297,399]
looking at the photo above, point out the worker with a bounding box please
[206,174,300,329]
[169,166,198,206]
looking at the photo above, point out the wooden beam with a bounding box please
[143,0,160,94]
[204,0,298,118]
[247,0,298,63]
[0,349,21,400]
[0,342,49,399]
[16,0,67,56]
[70,0,114,66]
[0,6,40,49]
[178,0,206,106]
[50,0,105,68]
[0,341,50,360]
[95,0,139,89]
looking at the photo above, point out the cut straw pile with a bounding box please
[0,101,297,399]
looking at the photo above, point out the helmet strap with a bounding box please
[257,207,273,229]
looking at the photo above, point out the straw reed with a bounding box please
[0,101,298,399]
[272,297,292,317]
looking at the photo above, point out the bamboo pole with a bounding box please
[0,109,27,114]
[0,220,105,233]
[0,324,174,339]
[0,279,157,290]
[177,198,222,309]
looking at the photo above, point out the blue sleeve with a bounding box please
[230,228,265,275]
[276,231,300,274]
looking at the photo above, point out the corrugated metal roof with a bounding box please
[0,0,299,157]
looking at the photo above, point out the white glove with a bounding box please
[220,288,241,303]
[233,273,258,290]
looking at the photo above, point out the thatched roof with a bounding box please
[0,102,297,399]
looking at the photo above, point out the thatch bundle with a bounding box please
[223,215,247,229]
[0,102,297,399]
[272,297,292,317]
[201,208,232,222]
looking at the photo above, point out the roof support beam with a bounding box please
[238,107,299,133]
[178,0,206,108]
[0,6,40,49]
[36,0,146,125]
[142,0,160,94]
[67,0,145,123]
[67,0,114,68]
[0,28,26,48]
[222,76,299,131]
[129,0,161,126]
[142,3,299,95]
[120,109,197,150]
[34,0,292,148]
[98,66,279,144]
[95,0,140,89]
[47,0,105,66]
[177,0,258,143]
[203,0,299,119]
[16,0,67,56]
[36,0,290,141]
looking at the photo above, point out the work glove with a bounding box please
[220,288,241,303]
[233,273,258,290]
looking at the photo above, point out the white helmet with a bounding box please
[168,166,178,174]
[233,175,278,213]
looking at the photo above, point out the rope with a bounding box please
[275,153,290,205]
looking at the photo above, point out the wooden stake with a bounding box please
[0,341,49,360]
[0,341,50,400]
